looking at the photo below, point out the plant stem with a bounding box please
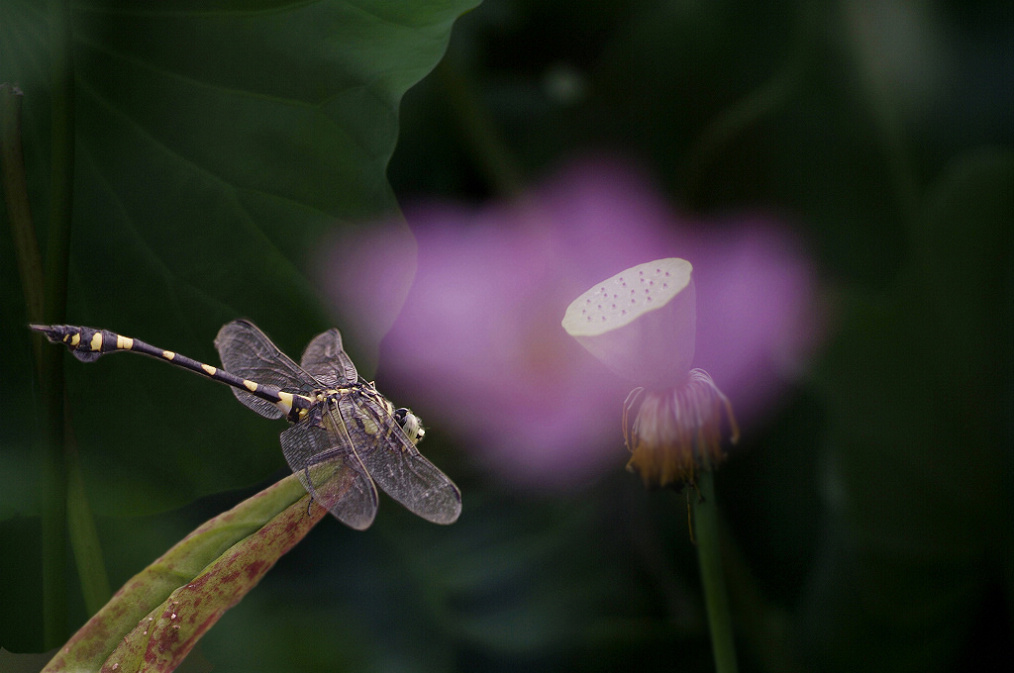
[0,86,45,326]
[66,438,112,614]
[38,0,77,646]
[678,63,795,208]
[693,470,739,673]
[46,0,75,326]
[435,57,526,199]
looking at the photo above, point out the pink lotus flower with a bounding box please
[319,159,820,488]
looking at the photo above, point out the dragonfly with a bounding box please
[31,320,462,530]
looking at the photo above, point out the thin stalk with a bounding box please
[46,0,75,325]
[678,64,795,207]
[39,0,77,646]
[0,86,45,327]
[435,57,526,199]
[1,74,70,650]
[837,0,921,231]
[66,432,112,614]
[693,470,739,673]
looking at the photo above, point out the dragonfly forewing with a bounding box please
[300,328,358,387]
[339,394,462,525]
[215,320,320,419]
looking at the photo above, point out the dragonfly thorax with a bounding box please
[310,388,349,403]
[308,386,425,446]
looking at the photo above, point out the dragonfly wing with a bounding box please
[339,394,462,525]
[300,328,358,387]
[279,408,379,530]
[215,320,320,419]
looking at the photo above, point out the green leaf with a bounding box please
[0,0,477,514]
[42,473,323,672]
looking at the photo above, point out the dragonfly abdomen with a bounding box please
[30,324,311,420]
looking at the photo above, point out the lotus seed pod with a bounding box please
[562,258,695,389]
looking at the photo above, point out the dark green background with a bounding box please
[1,1,1011,672]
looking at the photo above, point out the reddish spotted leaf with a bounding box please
[42,475,325,673]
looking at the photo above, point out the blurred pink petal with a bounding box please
[318,158,822,488]
[689,224,822,423]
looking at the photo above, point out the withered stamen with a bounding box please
[623,369,738,490]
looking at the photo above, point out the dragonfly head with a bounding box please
[394,407,425,445]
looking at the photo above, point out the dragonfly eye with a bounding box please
[394,407,425,445]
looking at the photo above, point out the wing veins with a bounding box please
[280,402,378,530]
[338,394,461,524]
[215,320,322,418]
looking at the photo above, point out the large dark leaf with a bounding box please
[0,0,478,519]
